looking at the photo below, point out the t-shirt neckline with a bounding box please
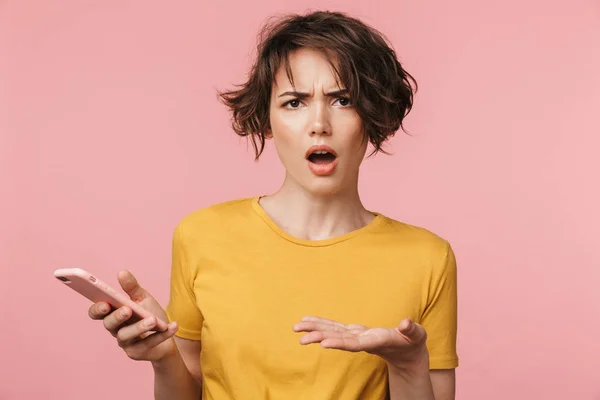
[250,196,385,247]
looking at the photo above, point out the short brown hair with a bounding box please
[218,10,417,159]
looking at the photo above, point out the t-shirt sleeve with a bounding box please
[420,241,459,369]
[165,221,204,341]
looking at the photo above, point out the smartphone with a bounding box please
[53,268,168,332]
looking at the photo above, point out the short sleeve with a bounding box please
[165,222,204,341]
[420,242,459,369]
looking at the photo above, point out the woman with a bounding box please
[89,10,458,400]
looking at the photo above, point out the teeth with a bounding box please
[314,151,328,154]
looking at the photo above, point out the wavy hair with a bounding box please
[218,10,417,159]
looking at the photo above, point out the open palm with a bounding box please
[293,316,427,365]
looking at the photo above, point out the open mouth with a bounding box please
[305,145,338,164]
[307,150,337,164]
[305,145,338,176]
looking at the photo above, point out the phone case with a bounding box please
[53,268,168,332]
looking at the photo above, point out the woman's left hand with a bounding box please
[292,316,429,369]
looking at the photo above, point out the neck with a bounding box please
[258,174,375,241]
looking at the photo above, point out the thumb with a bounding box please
[397,319,427,345]
[117,270,148,301]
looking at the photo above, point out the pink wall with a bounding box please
[2,1,599,399]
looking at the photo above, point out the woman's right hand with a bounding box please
[88,270,179,363]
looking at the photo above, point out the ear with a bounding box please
[264,128,273,139]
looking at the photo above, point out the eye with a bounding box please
[334,97,352,107]
[283,99,303,109]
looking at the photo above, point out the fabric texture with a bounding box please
[165,197,458,400]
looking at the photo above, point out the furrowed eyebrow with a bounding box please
[278,91,310,98]
[325,89,349,97]
[278,89,349,98]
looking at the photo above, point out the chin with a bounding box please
[301,177,346,197]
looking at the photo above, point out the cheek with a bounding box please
[269,111,303,165]
[349,138,368,167]
[339,116,367,151]
[269,113,289,147]
[272,110,305,134]
[269,109,306,146]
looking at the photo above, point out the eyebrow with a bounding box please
[278,89,349,98]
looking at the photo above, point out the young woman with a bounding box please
[89,10,458,400]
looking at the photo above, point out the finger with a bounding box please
[300,327,395,352]
[116,316,158,346]
[103,306,133,335]
[320,329,387,352]
[117,270,148,301]
[88,302,111,320]
[300,316,347,328]
[123,322,178,360]
[397,319,427,344]
[320,336,363,352]
[299,330,353,345]
[299,330,363,352]
[300,316,366,331]
[293,321,348,333]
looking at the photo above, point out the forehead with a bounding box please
[273,48,343,90]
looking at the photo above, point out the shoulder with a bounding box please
[179,197,254,225]
[375,214,454,267]
[374,216,457,302]
[174,197,256,237]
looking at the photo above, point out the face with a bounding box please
[268,48,368,196]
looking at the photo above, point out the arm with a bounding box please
[430,369,455,400]
[153,337,203,400]
[390,240,458,400]
[387,240,459,400]
[87,269,204,400]
[387,356,455,400]
[293,243,459,399]
[387,351,434,400]
[158,221,205,398]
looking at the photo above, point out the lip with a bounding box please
[305,144,338,159]
[307,158,338,176]
[305,144,338,177]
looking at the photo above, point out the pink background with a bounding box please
[1,0,599,399]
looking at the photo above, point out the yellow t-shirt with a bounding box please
[166,197,458,399]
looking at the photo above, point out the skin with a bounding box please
[88,271,201,399]
[259,48,375,241]
[87,48,455,400]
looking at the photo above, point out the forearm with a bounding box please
[387,351,434,400]
[152,350,202,400]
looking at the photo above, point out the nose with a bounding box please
[309,103,331,136]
